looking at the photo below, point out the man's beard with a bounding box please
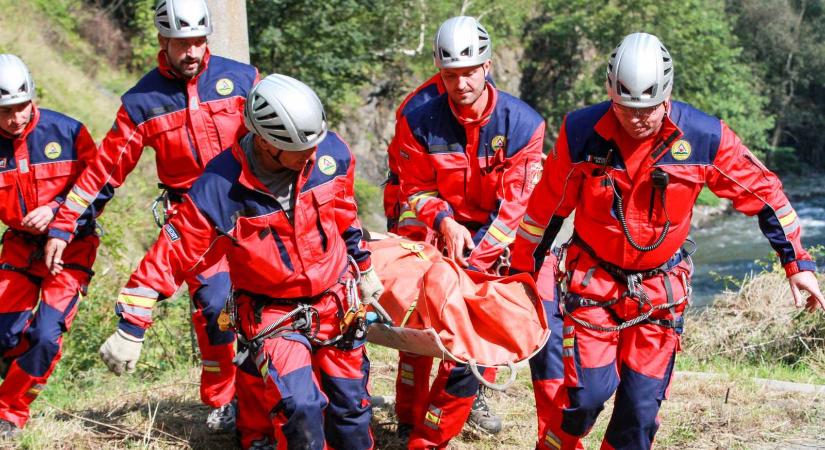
[173,57,202,78]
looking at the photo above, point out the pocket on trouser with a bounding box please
[619,324,680,383]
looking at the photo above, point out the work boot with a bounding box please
[206,400,236,432]
[466,387,502,434]
[0,419,21,439]
[246,437,276,450]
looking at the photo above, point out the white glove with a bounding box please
[359,267,385,304]
[99,329,144,375]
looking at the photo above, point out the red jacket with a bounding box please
[384,73,446,233]
[114,133,372,338]
[0,105,101,235]
[511,101,815,277]
[395,84,546,271]
[48,50,259,242]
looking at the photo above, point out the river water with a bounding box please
[690,194,825,306]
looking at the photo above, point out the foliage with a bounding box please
[521,0,774,152]
[247,0,536,120]
[727,0,825,170]
[696,187,721,207]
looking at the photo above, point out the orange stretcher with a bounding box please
[365,237,550,390]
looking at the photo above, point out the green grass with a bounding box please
[696,186,721,207]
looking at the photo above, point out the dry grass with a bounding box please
[13,341,823,449]
[684,267,825,380]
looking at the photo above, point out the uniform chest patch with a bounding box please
[491,135,507,153]
[45,142,62,160]
[317,155,337,175]
[670,139,692,161]
[216,78,234,96]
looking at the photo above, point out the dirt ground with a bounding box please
[10,343,824,449]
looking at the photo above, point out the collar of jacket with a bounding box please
[157,47,212,81]
[593,100,682,163]
[231,138,316,195]
[448,81,498,128]
[0,102,40,142]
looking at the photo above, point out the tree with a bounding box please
[521,0,774,153]
[728,0,825,169]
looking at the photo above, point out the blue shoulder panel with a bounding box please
[564,101,612,164]
[479,91,544,158]
[0,137,16,172]
[301,132,352,192]
[657,101,722,165]
[197,56,258,103]
[121,69,187,126]
[401,83,442,118]
[28,109,84,165]
[189,149,280,233]
[406,95,467,154]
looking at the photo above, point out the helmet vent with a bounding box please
[158,20,170,28]
[642,86,655,96]
[440,49,453,59]
[17,82,26,93]
[198,17,207,26]
[619,83,631,96]
[460,46,472,57]
[179,20,190,27]
[261,123,286,132]
[663,67,672,75]
[0,88,8,96]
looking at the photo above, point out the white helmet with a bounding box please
[244,74,328,152]
[607,32,673,108]
[433,16,492,69]
[154,0,212,38]
[0,54,34,107]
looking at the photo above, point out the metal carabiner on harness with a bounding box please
[151,190,170,228]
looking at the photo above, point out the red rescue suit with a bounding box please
[116,133,374,449]
[394,84,545,448]
[47,50,259,408]
[0,105,103,427]
[384,73,445,239]
[511,101,815,449]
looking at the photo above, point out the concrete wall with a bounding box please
[205,0,250,63]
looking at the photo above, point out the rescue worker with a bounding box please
[394,16,546,449]
[44,0,258,431]
[0,54,108,438]
[384,71,512,438]
[92,74,381,450]
[510,32,825,450]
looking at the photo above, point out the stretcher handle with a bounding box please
[468,359,517,392]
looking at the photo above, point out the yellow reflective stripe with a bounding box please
[519,221,545,236]
[488,225,515,244]
[425,411,440,424]
[563,337,575,348]
[778,210,797,227]
[399,210,418,221]
[67,191,91,208]
[544,432,562,449]
[118,294,156,308]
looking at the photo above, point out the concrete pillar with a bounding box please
[205,0,250,63]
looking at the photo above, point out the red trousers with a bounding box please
[0,230,98,427]
[544,243,689,450]
[233,284,373,450]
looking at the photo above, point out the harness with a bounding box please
[558,235,694,333]
[230,256,390,366]
[0,229,95,281]
[151,184,189,228]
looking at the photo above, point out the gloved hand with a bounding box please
[359,267,385,304]
[99,329,144,375]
